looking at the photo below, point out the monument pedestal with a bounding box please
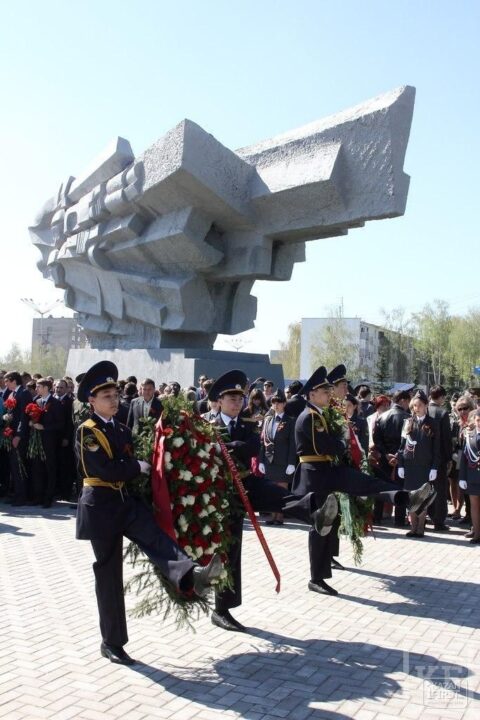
[67,348,284,388]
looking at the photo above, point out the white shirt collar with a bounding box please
[310,403,324,414]
[274,412,284,420]
[95,412,114,425]
[221,412,238,426]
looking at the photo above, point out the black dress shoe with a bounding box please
[193,554,223,597]
[459,516,472,525]
[331,558,345,570]
[469,537,480,544]
[433,524,450,532]
[308,580,338,596]
[100,642,136,665]
[211,610,246,632]
[312,494,338,536]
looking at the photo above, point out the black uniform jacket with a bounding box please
[75,414,140,540]
[292,403,346,496]
[210,414,260,468]
[7,386,32,443]
[428,401,453,463]
[260,413,296,482]
[38,396,65,449]
[397,414,440,470]
[459,430,480,487]
[373,404,410,466]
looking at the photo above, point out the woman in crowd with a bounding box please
[458,408,480,543]
[449,396,474,522]
[242,388,270,426]
[345,393,369,455]
[398,389,440,538]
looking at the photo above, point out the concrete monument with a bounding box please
[30,86,415,385]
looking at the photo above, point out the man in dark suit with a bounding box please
[259,389,296,523]
[428,385,453,531]
[30,378,65,507]
[207,370,300,632]
[54,378,76,500]
[372,388,413,526]
[4,370,31,505]
[75,361,224,665]
[284,380,306,419]
[127,378,163,432]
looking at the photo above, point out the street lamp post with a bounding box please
[21,298,63,366]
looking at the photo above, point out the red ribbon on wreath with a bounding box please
[151,416,177,542]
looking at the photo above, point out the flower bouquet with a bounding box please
[1,396,17,451]
[124,396,235,628]
[323,401,373,565]
[25,403,46,461]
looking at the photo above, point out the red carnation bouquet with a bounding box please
[1,396,17,451]
[25,403,46,461]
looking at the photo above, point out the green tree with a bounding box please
[276,321,301,379]
[0,343,32,372]
[412,300,453,386]
[310,308,359,375]
[380,307,415,382]
[376,335,391,391]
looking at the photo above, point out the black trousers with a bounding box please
[215,476,289,614]
[31,437,57,503]
[10,442,29,503]
[87,497,195,647]
[294,463,411,583]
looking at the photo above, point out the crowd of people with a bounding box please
[2,362,480,664]
[1,368,479,542]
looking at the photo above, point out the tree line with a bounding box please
[276,300,480,391]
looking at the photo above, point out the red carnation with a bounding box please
[4,397,17,411]
[212,533,222,544]
[190,522,200,534]
[193,502,202,514]
[3,427,14,438]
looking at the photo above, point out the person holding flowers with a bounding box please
[75,361,224,666]
[3,371,32,506]
[27,378,65,508]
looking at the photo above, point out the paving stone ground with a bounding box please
[1,501,479,720]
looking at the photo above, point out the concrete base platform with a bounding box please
[67,347,284,387]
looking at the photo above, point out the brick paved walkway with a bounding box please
[1,502,479,720]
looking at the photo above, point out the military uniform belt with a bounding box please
[83,477,125,491]
[299,454,334,463]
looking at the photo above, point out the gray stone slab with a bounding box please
[30,86,415,352]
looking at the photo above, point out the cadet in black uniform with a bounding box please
[207,371,291,632]
[293,366,436,597]
[76,361,223,665]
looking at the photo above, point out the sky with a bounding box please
[1,0,479,359]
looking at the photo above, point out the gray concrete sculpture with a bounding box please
[30,86,415,383]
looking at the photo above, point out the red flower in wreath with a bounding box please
[3,427,14,438]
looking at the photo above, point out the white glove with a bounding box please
[138,460,151,475]
[459,480,467,490]
[397,467,405,479]
[286,464,295,475]
[258,463,266,475]
[429,469,437,482]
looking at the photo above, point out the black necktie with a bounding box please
[228,419,236,436]
[275,415,281,423]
